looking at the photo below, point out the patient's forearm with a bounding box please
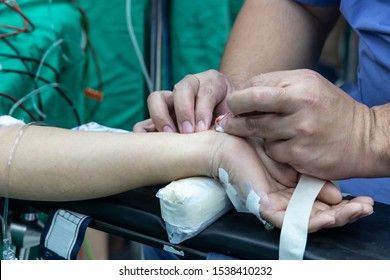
[0,125,218,201]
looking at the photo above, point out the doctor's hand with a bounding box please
[218,69,377,181]
[133,70,236,133]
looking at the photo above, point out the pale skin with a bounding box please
[134,0,390,181]
[0,124,373,232]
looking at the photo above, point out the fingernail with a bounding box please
[163,125,174,132]
[181,121,194,133]
[196,120,206,132]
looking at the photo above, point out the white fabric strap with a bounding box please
[278,174,326,260]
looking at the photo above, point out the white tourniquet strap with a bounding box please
[39,209,93,260]
[279,174,326,260]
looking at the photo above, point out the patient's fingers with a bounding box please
[260,188,374,233]
[308,198,374,232]
[260,189,291,228]
[316,181,343,205]
[330,198,374,227]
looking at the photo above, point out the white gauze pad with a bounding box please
[157,177,233,243]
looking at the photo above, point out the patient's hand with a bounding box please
[261,186,374,233]
[210,131,374,233]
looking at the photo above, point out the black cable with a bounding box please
[0,53,61,82]
[1,37,44,119]
[1,1,103,124]
[0,68,81,125]
[1,38,32,75]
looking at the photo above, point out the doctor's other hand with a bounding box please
[133,70,236,133]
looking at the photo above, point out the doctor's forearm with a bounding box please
[219,0,338,85]
[365,103,390,177]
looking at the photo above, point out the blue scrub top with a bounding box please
[295,0,390,204]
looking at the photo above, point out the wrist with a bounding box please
[366,104,390,177]
[190,130,231,179]
[352,103,390,178]
[159,130,227,180]
[188,130,245,180]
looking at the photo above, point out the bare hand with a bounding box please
[219,69,373,180]
[261,189,374,233]
[134,70,236,133]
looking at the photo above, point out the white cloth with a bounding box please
[0,115,25,127]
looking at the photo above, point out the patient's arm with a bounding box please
[0,125,373,232]
[0,125,230,201]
